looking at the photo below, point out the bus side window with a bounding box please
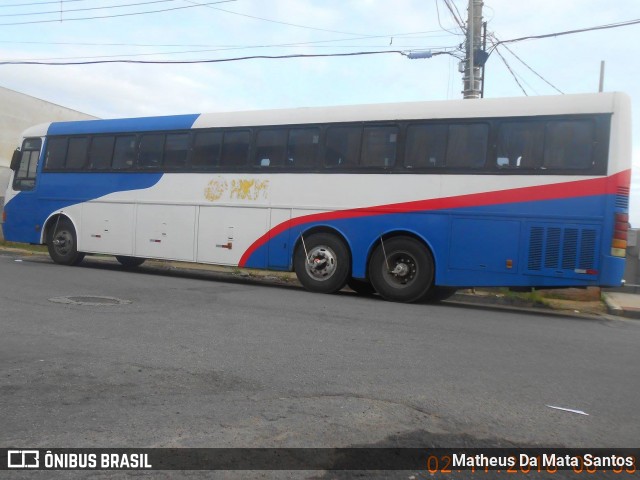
[324,126,361,168]
[66,137,89,170]
[361,126,398,167]
[163,133,190,169]
[543,120,594,169]
[88,136,115,170]
[192,131,222,169]
[445,123,489,168]
[254,129,287,167]
[496,121,544,169]
[220,130,250,168]
[12,138,42,191]
[288,128,319,168]
[112,136,136,170]
[138,134,165,169]
[404,124,447,169]
[45,137,67,170]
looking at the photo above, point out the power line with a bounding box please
[492,35,564,94]
[0,30,460,59]
[0,0,235,25]
[434,0,462,36]
[0,27,461,62]
[481,17,640,97]
[442,0,465,32]
[0,0,85,7]
[493,46,527,96]
[448,0,465,26]
[0,0,176,18]
[0,49,456,66]
[0,30,457,49]
[182,0,364,37]
[0,39,455,49]
[5,43,458,62]
[490,18,640,51]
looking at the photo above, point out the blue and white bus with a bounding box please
[2,93,631,302]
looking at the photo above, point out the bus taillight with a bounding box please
[611,212,629,257]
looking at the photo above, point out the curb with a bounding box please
[446,293,610,321]
[602,293,640,320]
[602,293,624,317]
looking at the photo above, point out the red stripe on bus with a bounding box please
[238,170,631,267]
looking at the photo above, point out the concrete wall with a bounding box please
[0,166,9,197]
[0,166,7,239]
[624,229,640,286]
[0,86,97,168]
[0,86,97,241]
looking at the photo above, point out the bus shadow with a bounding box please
[16,254,612,320]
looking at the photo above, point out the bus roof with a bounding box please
[42,92,628,136]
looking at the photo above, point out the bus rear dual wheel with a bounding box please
[293,233,351,294]
[369,236,436,303]
[294,233,439,303]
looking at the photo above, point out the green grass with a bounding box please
[0,240,48,253]
[498,287,551,307]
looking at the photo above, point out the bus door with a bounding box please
[4,138,42,243]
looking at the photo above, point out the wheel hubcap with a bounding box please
[53,230,73,256]
[305,246,337,281]
[385,254,417,286]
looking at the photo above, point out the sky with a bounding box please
[0,0,639,225]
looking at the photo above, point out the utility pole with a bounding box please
[463,0,484,99]
[598,60,605,92]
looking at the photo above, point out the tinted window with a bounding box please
[287,128,319,168]
[254,129,287,167]
[88,136,115,170]
[138,134,164,169]
[66,137,89,170]
[164,133,190,169]
[325,126,362,168]
[544,120,594,169]
[112,136,136,170]
[497,121,545,169]
[12,138,41,191]
[361,126,398,167]
[192,131,222,169]
[404,124,448,168]
[446,123,488,168]
[220,130,250,167]
[45,137,67,170]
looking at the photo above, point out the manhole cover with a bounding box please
[48,296,132,306]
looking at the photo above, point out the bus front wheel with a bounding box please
[294,233,350,294]
[47,218,85,266]
[369,237,434,303]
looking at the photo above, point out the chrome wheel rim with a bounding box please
[305,245,338,281]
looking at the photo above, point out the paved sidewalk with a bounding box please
[603,290,640,319]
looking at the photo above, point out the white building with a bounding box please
[0,86,97,239]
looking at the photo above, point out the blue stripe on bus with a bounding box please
[245,193,622,288]
[47,114,200,135]
[2,173,164,243]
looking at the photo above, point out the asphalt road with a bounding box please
[1,251,639,477]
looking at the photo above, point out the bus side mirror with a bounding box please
[10,149,21,171]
